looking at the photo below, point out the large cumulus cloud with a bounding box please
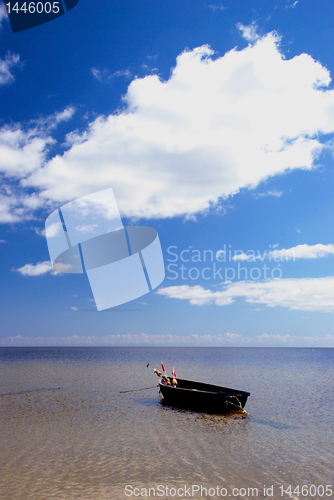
[3,32,334,221]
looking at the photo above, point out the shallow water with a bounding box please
[0,347,333,499]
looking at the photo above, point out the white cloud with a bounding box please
[44,221,62,238]
[0,107,76,223]
[1,331,333,347]
[232,243,334,262]
[157,276,334,312]
[15,261,54,276]
[15,260,72,275]
[0,52,21,86]
[0,186,47,223]
[158,284,230,306]
[54,107,76,124]
[0,192,22,223]
[0,107,75,180]
[237,22,260,43]
[0,126,54,177]
[3,32,334,221]
[271,243,334,261]
[0,190,44,223]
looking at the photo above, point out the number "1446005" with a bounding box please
[5,2,60,14]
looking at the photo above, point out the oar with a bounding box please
[120,385,158,394]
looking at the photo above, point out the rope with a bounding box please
[120,385,158,394]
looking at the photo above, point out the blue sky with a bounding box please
[1,0,334,347]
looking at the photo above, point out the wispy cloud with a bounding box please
[256,189,283,198]
[31,106,76,131]
[232,243,334,262]
[285,0,299,8]
[1,331,333,347]
[91,68,132,84]
[140,64,159,74]
[207,4,227,12]
[0,52,21,86]
[237,21,260,43]
[158,276,334,312]
[0,187,46,223]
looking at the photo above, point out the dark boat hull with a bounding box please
[159,378,250,413]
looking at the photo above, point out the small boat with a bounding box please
[159,377,250,413]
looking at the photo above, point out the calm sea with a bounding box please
[0,347,333,500]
